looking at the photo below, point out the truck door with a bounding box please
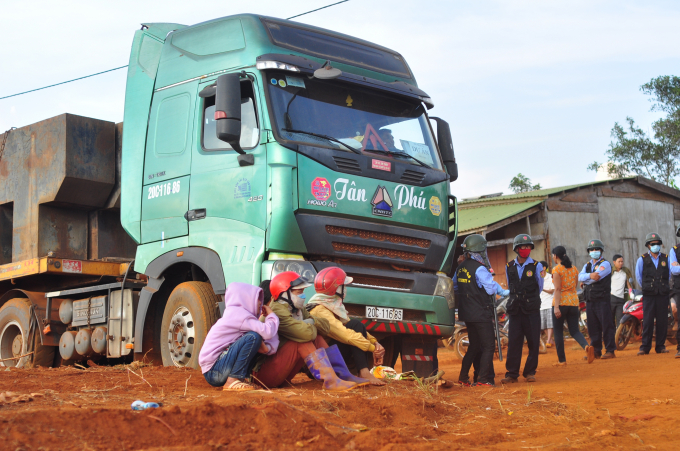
[140,82,197,244]
[188,75,267,282]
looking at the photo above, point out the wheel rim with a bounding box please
[166,307,195,367]
[0,321,25,368]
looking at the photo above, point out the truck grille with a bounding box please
[333,156,362,172]
[325,225,431,248]
[349,275,412,291]
[400,169,426,185]
[332,242,426,263]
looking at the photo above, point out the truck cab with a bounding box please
[121,14,458,373]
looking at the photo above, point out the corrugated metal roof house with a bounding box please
[455,176,680,288]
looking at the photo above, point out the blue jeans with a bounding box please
[203,331,263,387]
[553,305,588,363]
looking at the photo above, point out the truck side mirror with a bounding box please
[215,73,244,155]
[430,117,457,181]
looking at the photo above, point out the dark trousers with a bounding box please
[335,318,371,371]
[640,294,669,353]
[552,305,589,363]
[459,321,495,384]
[610,294,626,327]
[586,301,616,354]
[505,310,540,379]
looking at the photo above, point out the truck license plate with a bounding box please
[366,306,403,321]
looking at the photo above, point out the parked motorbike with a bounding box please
[615,290,677,350]
[450,296,545,360]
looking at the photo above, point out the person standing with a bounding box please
[635,233,671,355]
[670,224,680,358]
[579,239,616,360]
[551,246,590,365]
[539,262,555,351]
[610,254,634,328]
[501,235,544,384]
[454,234,509,387]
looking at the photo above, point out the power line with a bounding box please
[286,0,349,19]
[0,0,350,101]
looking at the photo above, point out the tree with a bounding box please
[509,173,542,193]
[589,76,680,186]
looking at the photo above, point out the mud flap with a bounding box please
[400,336,438,378]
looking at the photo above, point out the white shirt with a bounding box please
[611,269,627,298]
[540,273,555,310]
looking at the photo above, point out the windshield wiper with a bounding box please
[281,128,361,154]
[364,148,431,168]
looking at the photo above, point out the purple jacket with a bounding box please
[199,282,279,374]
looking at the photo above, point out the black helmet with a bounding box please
[676,223,680,238]
[513,234,534,251]
[645,232,663,247]
[586,239,605,252]
[462,234,488,253]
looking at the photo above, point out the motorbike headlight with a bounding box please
[271,258,317,283]
[434,272,454,309]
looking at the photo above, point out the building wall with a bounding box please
[546,210,600,271]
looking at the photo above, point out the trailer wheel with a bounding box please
[160,282,220,369]
[0,298,55,368]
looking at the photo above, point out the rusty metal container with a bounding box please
[0,114,135,263]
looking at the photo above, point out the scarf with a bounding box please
[277,299,303,321]
[307,293,349,323]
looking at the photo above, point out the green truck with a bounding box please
[0,14,458,376]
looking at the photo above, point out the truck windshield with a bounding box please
[265,71,443,170]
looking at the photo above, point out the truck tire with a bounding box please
[0,298,55,368]
[160,282,220,369]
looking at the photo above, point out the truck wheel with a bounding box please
[0,298,55,368]
[160,282,220,369]
[615,320,633,350]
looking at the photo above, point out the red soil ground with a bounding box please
[2,341,679,450]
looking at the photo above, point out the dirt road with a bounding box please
[2,342,679,450]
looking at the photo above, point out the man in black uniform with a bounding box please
[578,239,616,360]
[635,232,671,355]
[454,234,509,387]
[502,235,544,384]
[669,224,680,358]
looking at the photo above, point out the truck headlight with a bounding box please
[271,260,317,283]
[434,272,454,309]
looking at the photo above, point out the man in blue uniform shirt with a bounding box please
[635,232,671,355]
[501,234,544,384]
[668,224,680,358]
[454,234,509,387]
[578,239,616,361]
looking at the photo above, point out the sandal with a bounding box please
[223,380,255,391]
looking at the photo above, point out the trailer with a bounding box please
[0,14,458,376]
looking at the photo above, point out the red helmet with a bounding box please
[314,267,353,296]
[270,271,311,300]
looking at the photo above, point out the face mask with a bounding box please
[589,251,601,260]
[650,244,661,254]
[336,285,346,299]
[292,293,306,310]
[517,248,531,259]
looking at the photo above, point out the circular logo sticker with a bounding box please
[270,78,277,85]
[429,196,442,216]
[527,271,533,277]
[662,261,667,266]
[278,79,287,88]
[599,266,605,271]
[523,236,528,240]
[311,177,331,201]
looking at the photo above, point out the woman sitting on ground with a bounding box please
[307,267,387,386]
[198,282,279,391]
[253,273,367,391]
[551,246,591,366]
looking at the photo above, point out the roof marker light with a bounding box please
[256,61,301,72]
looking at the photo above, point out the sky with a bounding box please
[1,0,679,199]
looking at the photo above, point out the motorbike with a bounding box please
[450,296,545,360]
[615,290,677,350]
